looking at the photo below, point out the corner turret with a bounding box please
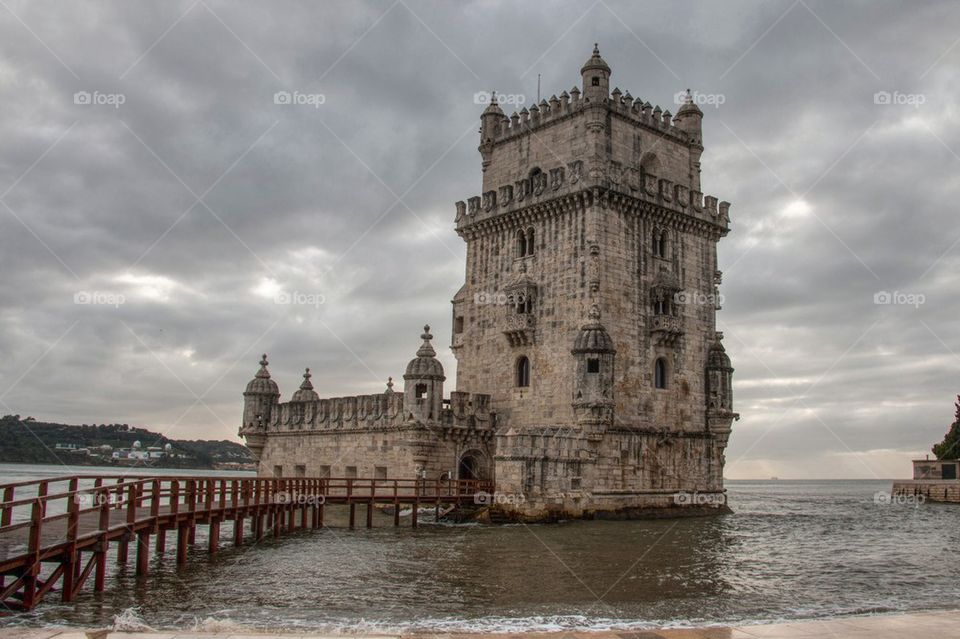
[479,92,506,172]
[580,43,611,103]
[403,325,446,422]
[240,354,280,460]
[571,305,616,431]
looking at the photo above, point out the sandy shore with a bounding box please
[3,611,960,639]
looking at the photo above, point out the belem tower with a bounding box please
[239,46,739,521]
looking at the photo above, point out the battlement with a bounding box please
[455,163,731,232]
[252,390,494,433]
[484,87,689,146]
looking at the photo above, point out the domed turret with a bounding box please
[571,305,616,429]
[403,325,445,422]
[706,335,734,414]
[291,368,319,402]
[240,354,280,461]
[580,43,611,103]
[245,354,280,395]
[674,88,704,144]
[404,325,445,380]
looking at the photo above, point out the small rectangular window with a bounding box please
[592,77,600,86]
[319,465,331,478]
[272,465,283,478]
[587,358,600,373]
[294,464,306,478]
[345,466,358,479]
[454,316,464,333]
[415,383,427,398]
[375,466,388,480]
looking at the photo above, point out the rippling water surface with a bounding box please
[2,464,958,632]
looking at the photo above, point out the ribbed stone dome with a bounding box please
[707,341,732,370]
[290,368,319,402]
[580,43,611,75]
[572,306,615,354]
[245,354,280,395]
[403,325,446,380]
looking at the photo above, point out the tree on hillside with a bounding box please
[932,395,960,460]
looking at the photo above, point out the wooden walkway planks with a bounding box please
[0,475,492,613]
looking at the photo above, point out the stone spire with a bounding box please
[291,367,319,402]
[416,325,437,358]
[245,354,280,395]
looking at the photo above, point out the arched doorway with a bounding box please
[458,450,488,481]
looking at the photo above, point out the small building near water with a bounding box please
[893,458,960,503]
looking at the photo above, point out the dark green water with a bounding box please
[1,464,958,632]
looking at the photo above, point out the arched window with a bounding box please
[652,229,668,258]
[517,230,528,257]
[526,228,535,255]
[516,356,531,387]
[654,358,668,389]
[640,152,660,176]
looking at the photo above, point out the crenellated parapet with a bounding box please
[482,87,690,147]
[455,163,731,233]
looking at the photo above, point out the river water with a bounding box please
[1,464,958,632]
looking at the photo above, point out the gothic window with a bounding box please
[515,292,533,314]
[587,358,600,373]
[527,227,535,255]
[654,358,668,389]
[517,229,528,257]
[516,356,531,387]
[652,229,668,258]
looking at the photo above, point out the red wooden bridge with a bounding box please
[0,474,493,612]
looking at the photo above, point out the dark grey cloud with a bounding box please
[1,0,959,477]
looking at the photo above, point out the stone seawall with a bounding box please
[893,480,960,503]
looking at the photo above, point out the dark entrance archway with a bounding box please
[458,450,488,481]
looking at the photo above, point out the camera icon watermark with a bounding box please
[673,491,727,506]
[873,290,925,309]
[473,91,526,108]
[73,91,126,109]
[273,491,325,506]
[674,290,724,306]
[273,90,326,108]
[474,491,526,506]
[473,291,526,306]
[274,290,325,308]
[674,90,725,109]
[74,290,125,308]
[873,490,925,506]
[873,91,925,108]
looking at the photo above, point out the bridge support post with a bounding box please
[412,499,419,528]
[136,531,150,576]
[349,503,356,529]
[155,528,166,554]
[234,515,244,546]
[176,525,189,565]
[366,501,373,528]
[317,503,325,528]
[61,478,80,601]
[209,519,220,554]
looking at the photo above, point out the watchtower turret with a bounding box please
[403,325,446,422]
[240,354,280,460]
[571,305,616,431]
[580,43,611,104]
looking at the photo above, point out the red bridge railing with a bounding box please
[0,474,494,613]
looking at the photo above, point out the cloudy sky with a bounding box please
[1,0,958,479]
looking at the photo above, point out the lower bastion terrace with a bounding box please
[239,45,739,522]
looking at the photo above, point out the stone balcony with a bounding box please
[650,314,683,346]
[503,313,535,347]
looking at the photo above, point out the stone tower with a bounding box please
[452,45,738,519]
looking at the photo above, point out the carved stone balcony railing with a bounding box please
[503,313,535,347]
[650,314,683,346]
